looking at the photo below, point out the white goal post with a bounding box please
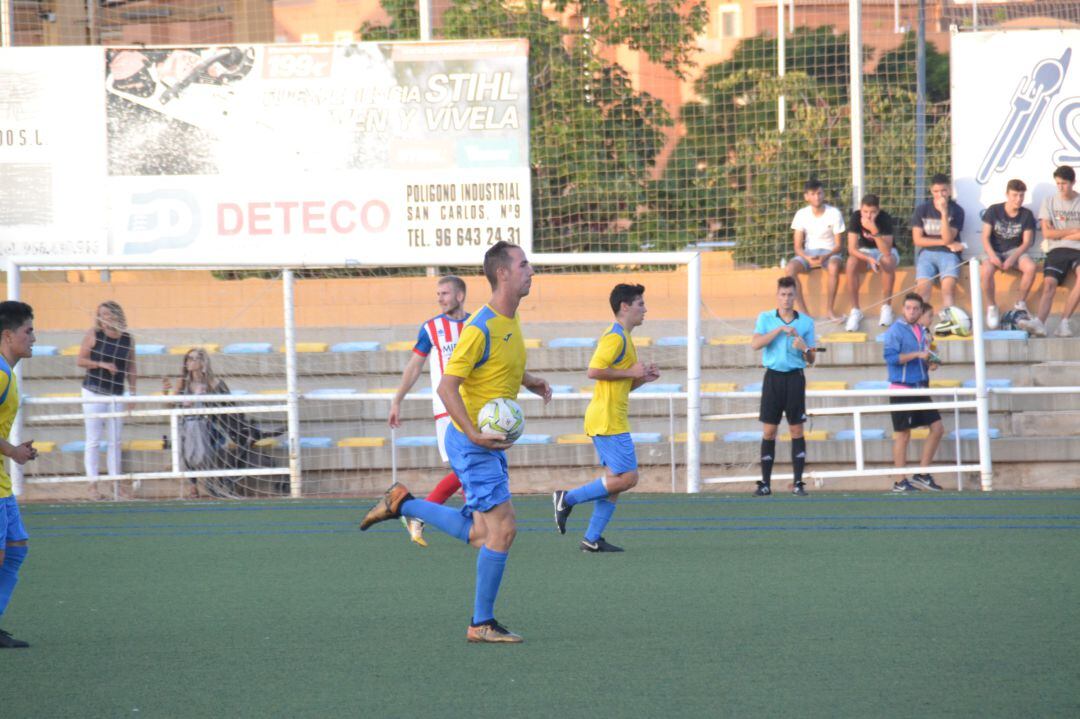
[5,251,705,497]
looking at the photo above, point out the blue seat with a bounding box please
[742,382,763,393]
[874,334,886,343]
[983,330,1027,341]
[299,437,333,449]
[330,341,381,353]
[135,344,166,356]
[414,386,433,395]
[229,389,250,396]
[304,388,357,398]
[60,440,86,453]
[948,428,1001,440]
[549,384,574,395]
[656,336,705,347]
[835,428,887,441]
[396,436,438,447]
[630,432,662,444]
[724,431,763,442]
[223,342,273,354]
[32,345,58,356]
[961,378,1013,388]
[634,383,682,394]
[853,380,891,391]
[515,434,552,445]
[547,337,596,349]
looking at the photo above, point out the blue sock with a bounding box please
[565,477,608,507]
[473,546,508,624]
[0,545,28,618]
[400,499,472,543]
[584,499,617,542]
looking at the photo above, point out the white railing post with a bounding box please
[282,269,302,498]
[953,389,963,491]
[968,257,994,490]
[668,396,676,492]
[853,410,864,472]
[685,253,702,493]
[849,0,864,209]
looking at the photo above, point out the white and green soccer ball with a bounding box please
[476,397,525,442]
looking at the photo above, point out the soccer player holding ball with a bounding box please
[360,242,552,643]
[553,284,659,552]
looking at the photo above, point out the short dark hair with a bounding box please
[804,179,823,193]
[438,275,467,296]
[860,193,880,208]
[1006,179,1027,193]
[904,292,924,306]
[0,301,33,335]
[609,283,645,315]
[778,276,797,290]
[930,173,950,187]
[1053,165,1076,183]
[483,241,519,290]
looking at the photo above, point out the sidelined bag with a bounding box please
[180,415,223,470]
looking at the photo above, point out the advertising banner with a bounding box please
[104,40,531,264]
[0,47,107,256]
[952,29,1080,251]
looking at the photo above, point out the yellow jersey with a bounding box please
[444,304,527,430]
[584,322,637,436]
[0,355,19,498]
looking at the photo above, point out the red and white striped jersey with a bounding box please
[412,312,469,418]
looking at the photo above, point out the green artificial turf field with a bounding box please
[3,492,1079,718]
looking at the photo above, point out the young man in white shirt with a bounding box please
[786,180,846,321]
[1019,165,1080,337]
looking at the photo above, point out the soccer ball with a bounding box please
[934,306,972,337]
[476,397,525,442]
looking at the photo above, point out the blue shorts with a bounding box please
[591,433,638,474]
[0,495,29,545]
[788,249,842,271]
[444,423,511,516]
[916,250,961,281]
[854,247,900,265]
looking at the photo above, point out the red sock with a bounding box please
[425,472,462,505]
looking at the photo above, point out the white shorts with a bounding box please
[435,415,451,463]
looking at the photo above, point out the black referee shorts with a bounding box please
[758,368,807,426]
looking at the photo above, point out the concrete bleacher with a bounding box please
[17,318,1080,497]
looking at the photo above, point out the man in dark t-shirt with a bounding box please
[913,173,966,317]
[845,193,899,331]
[979,178,1037,330]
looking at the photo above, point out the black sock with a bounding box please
[760,439,776,486]
[792,437,807,485]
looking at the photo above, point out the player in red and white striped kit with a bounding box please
[388,276,470,546]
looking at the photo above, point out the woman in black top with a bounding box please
[77,301,137,498]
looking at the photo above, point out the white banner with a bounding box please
[104,40,531,264]
[0,47,107,256]
[952,29,1080,251]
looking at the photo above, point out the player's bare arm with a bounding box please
[521,371,552,404]
[389,352,426,427]
[437,373,512,450]
[981,222,1003,267]
[751,324,795,350]
[0,437,36,464]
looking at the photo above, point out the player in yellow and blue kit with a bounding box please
[0,302,38,649]
[360,242,552,643]
[553,284,660,552]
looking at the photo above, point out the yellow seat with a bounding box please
[337,437,386,448]
[556,434,592,445]
[385,340,414,351]
[254,437,279,448]
[905,427,931,439]
[523,338,542,349]
[60,345,82,356]
[808,381,848,391]
[634,336,653,347]
[702,382,738,393]
[369,388,397,394]
[123,439,165,451]
[820,332,867,343]
[279,342,329,353]
[709,335,752,346]
[671,432,717,443]
[936,335,972,342]
[257,388,287,395]
[929,379,962,388]
[780,430,830,441]
[32,441,56,453]
[578,386,594,395]
[169,344,220,355]
[42,392,81,399]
